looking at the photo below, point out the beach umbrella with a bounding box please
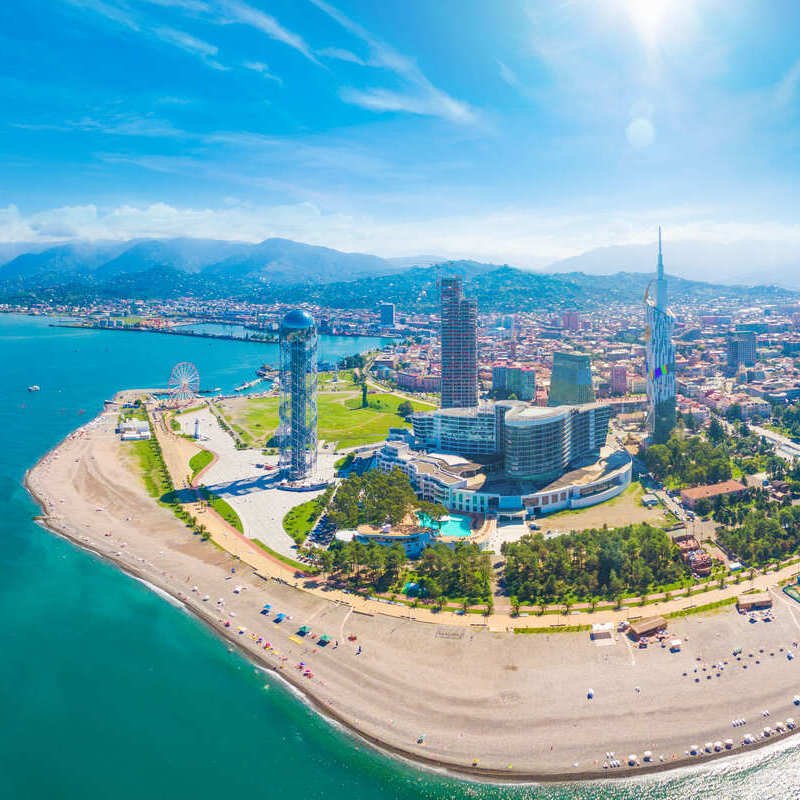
[262,604,272,610]
[627,754,637,765]
[690,745,699,755]
[587,688,594,699]
[643,751,652,762]
[724,739,734,748]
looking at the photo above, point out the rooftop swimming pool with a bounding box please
[416,511,473,538]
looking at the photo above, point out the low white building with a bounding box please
[119,420,151,441]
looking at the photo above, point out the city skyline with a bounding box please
[2,1,800,276]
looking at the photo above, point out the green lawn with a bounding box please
[189,449,214,480]
[252,539,319,575]
[282,488,332,545]
[129,439,171,500]
[205,492,243,533]
[230,388,434,449]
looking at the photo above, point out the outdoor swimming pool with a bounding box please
[416,511,473,538]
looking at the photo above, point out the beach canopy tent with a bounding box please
[274,613,286,623]
[299,625,311,635]
[318,635,330,645]
[628,616,667,640]
[736,592,772,613]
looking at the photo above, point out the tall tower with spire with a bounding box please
[645,227,676,444]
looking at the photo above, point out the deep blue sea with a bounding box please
[1,313,798,799]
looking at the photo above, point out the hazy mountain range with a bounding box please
[545,239,800,288]
[0,236,797,311]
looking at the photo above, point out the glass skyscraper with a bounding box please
[645,228,676,444]
[548,351,595,406]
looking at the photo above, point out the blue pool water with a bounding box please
[416,511,473,537]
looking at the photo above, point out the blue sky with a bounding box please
[2,0,800,266]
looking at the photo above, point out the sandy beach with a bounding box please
[24,403,800,782]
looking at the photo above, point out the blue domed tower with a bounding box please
[278,309,318,480]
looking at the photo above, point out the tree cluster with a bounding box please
[329,467,418,528]
[415,542,492,602]
[644,433,732,487]
[501,524,687,604]
[770,402,800,440]
[718,505,800,565]
[320,539,490,601]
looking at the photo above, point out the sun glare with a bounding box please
[627,0,669,45]
[625,0,681,49]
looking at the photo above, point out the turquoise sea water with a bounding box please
[1,312,799,799]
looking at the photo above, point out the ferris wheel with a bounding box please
[167,361,200,405]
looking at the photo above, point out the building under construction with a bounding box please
[439,275,478,409]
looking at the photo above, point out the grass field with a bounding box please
[204,492,243,533]
[539,481,672,531]
[218,380,435,449]
[189,449,214,480]
[252,539,318,575]
[282,488,332,545]
[129,439,171,500]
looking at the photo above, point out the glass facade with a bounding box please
[548,352,595,406]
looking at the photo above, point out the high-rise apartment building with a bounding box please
[378,302,396,327]
[562,311,581,331]
[548,352,595,406]
[727,331,757,369]
[645,228,676,444]
[610,365,628,396]
[492,364,536,401]
[440,276,478,409]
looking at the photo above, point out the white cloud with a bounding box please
[63,0,140,31]
[12,113,188,139]
[497,60,522,90]
[318,47,367,66]
[62,0,229,70]
[141,0,210,11]
[218,0,319,65]
[339,87,475,125]
[774,59,800,109]
[242,61,283,84]
[154,26,227,69]
[310,0,477,124]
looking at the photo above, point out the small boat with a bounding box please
[27,385,40,392]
